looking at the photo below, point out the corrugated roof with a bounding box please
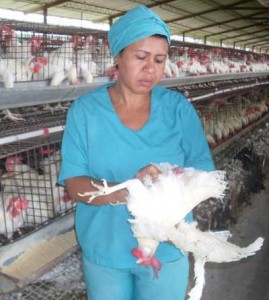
[0,0,268,52]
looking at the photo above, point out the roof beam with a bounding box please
[260,45,269,49]
[63,1,120,15]
[165,0,252,23]
[182,11,266,34]
[220,29,268,41]
[249,39,269,46]
[251,40,269,50]
[24,0,71,15]
[221,6,265,11]
[247,16,269,20]
[96,0,177,23]
[204,22,266,38]
[234,33,269,44]
[259,45,269,51]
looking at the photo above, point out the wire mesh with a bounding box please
[169,42,269,76]
[2,251,86,300]
[0,103,70,139]
[0,19,114,88]
[0,134,76,246]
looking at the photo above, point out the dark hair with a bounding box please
[151,34,168,40]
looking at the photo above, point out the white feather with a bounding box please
[50,70,66,86]
[78,163,263,300]
[188,258,206,300]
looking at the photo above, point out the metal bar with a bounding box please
[96,0,177,23]
[220,29,267,42]
[24,0,71,15]
[0,126,65,146]
[234,33,269,44]
[182,11,265,34]
[0,73,268,110]
[165,0,251,23]
[190,81,269,102]
[204,23,266,39]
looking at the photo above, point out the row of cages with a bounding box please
[195,88,269,148]
[0,19,269,88]
[0,84,268,245]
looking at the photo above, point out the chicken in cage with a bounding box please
[0,20,117,88]
[0,143,75,246]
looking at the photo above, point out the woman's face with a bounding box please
[117,36,169,95]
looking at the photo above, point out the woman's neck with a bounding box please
[108,84,151,131]
[110,83,151,108]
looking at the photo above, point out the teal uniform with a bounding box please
[58,82,215,299]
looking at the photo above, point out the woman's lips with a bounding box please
[140,79,153,87]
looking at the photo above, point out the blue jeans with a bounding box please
[82,255,189,300]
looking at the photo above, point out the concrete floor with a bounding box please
[202,180,269,300]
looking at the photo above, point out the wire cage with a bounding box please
[0,132,76,246]
[0,19,114,88]
[0,133,76,246]
[169,40,269,76]
[1,18,269,89]
[0,101,76,246]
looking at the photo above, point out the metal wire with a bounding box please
[0,103,70,139]
[0,134,76,246]
[0,18,112,88]
[2,251,86,300]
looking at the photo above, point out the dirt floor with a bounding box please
[202,179,269,300]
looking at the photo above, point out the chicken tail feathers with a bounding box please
[187,258,206,300]
[238,237,264,259]
[220,236,264,263]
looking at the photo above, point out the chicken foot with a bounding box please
[77,178,139,204]
[2,109,25,122]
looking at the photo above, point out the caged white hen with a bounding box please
[2,154,72,225]
[79,163,264,300]
[0,193,28,239]
[40,150,73,213]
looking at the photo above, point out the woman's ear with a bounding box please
[114,55,119,70]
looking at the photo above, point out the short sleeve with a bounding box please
[58,100,89,186]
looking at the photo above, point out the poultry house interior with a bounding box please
[0,4,269,299]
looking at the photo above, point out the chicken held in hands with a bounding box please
[78,163,263,300]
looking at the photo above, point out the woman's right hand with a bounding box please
[135,164,161,183]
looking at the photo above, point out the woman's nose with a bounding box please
[144,59,155,73]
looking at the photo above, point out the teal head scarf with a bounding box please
[108,6,171,57]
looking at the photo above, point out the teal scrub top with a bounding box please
[58,82,215,268]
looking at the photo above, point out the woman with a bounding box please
[58,5,215,300]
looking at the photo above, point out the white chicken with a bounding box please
[20,186,53,224]
[29,40,78,86]
[40,150,74,213]
[2,156,52,224]
[0,36,35,88]
[0,193,28,238]
[163,56,180,78]
[2,156,40,190]
[70,34,98,82]
[30,55,78,86]
[78,163,264,300]
[0,58,32,88]
[2,153,73,225]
